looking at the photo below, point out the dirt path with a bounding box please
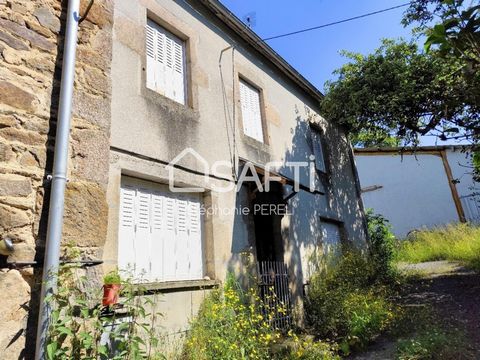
[352,261,480,360]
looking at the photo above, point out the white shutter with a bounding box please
[134,187,151,280]
[175,195,190,280]
[155,30,166,96]
[172,40,185,104]
[146,19,185,104]
[162,195,177,281]
[240,79,264,142]
[187,195,203,279]
[145,21,157,90]
[119,178,203,282]
[311,129,326,173]
[150,191,165,281]
[118,185,136,273]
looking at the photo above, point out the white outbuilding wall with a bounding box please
[355,147,479,238]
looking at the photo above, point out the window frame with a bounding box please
[319,216,347,253]
[145,17,189,106]
[118,176,205,284]
[238,76,268,144]
[310,125,329,175]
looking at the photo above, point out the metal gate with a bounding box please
[461,194,480,223]
[257,261,292,331]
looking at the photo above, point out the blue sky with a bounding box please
[220,0,412,91]
[220,0,458,146]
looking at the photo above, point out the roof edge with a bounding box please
[197,0,324,103]
[354,145,474,154]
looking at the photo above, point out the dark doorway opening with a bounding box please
[243,165,293,331]
[250,180,285,262]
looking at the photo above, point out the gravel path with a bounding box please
[352,261,480,359]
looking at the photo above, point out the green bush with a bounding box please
[396,223,480,270]
[305,252,396,354]
[184,275,340,360]
[276,335,340,360]
[45,248,164,360]
[366,209,397,282]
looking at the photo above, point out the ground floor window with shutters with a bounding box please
[118,177,204,283]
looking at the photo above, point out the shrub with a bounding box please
[45,248,164,360]
[276,334,340,360]
[305,251,397,354]
[396,223,480,270]
[183,274,279,360]
[366,209,397,282]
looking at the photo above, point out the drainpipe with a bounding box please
[35,0,80,358]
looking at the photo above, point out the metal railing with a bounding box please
[257,261,292,331]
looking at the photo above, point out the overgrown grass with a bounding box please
[385,304,465,360]
[396,223,480,270]
[305,251,399,355]
[395,326,464,360]
[303,210,401,355]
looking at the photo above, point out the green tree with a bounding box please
[403,0,480,176]
[321,0,480,149]
[403,0,480,65]
[320,40,479,146]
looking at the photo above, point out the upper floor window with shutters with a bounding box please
[239,79,265,143]
[146,19,186,104]
[310,127,327,174]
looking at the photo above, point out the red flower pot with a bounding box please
[102,284,121,306]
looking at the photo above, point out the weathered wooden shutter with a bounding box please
[146,19,186,104]
[240,79,264,142]
[175,195,190,280]
[187,195,203,279]
[119,178,203,282]
[134,187,152,280]
[145,21,157,90]
[118,184,136,274]
[162,195,177,281]
[150,191,164,281]
[171,37,185,104]
[311,129,326,173]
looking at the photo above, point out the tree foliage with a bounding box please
[321,0,480,148]
[320,40,479,145]
[403,0,480,65]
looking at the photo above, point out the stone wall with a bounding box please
[0,0,113,358]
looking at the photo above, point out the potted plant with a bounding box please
[102,269,121,307]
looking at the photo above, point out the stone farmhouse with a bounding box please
[0,0,367,358]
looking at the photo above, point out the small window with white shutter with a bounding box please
[310,127,327,174]
[239,78,265,143]
[146,19,186,105]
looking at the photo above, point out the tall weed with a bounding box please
[396,223,480,270]
[305,251,397,354]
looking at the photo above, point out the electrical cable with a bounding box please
[262,2,411,41]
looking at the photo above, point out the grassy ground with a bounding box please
[395,223,480,270]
